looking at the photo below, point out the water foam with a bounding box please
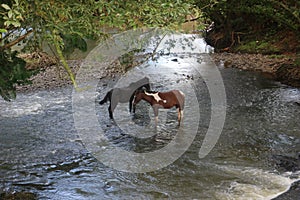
[214,165,300,200]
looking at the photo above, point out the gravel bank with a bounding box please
[16,53,300,92]
[16,60,122,93]
[211,53,300,87]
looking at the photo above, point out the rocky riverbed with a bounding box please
[16,59,122,93]
[16,52,300,93]
[11,52,300,199]
[16,52,147,92]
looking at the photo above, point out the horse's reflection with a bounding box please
[131,100,152,126]
[99,77,150,119]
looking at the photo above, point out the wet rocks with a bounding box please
[0,191,37,200]
[270,154,300,199]
[273,181,300,200]
[272,154,300,172]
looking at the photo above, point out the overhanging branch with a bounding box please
[1,29,33,50]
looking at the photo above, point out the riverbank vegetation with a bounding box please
[1,0,299,100]
[196,0,299,53]
[0,0,196,100]
[196,0,299,86]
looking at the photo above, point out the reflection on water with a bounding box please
[1,53,300,199]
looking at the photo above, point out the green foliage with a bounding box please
[0,0,196,101]
[197,0,299,31]
[196,0,300,49]
[236,40,280,54]
[0,50,36,101]
[294,56,300,66]
[61,33,88,57]
[1,1,23,28]
[1,0,195,50]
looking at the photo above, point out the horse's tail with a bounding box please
[99,90,112,105]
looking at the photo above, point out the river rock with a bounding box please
[272,154,300,172]
[0,191,37,200]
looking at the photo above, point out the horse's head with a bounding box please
[134,89,145,98]
[128,77,150,93]
[139,77,150,91]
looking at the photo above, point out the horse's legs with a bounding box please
[129,93,135,112]
[108,101,118,119]
[155,116,158,124]
[152,105,159,124]
[177,108,183,125]
[132,95,142,113]
[108,103,113,119]
[177,108,181,123]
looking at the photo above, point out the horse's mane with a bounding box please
[128,77,149,87]
[143,90,158,94]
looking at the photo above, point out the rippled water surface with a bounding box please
[1,36,300,199]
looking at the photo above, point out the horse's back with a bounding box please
[158,90,184,109]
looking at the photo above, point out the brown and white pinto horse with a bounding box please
[133,90,185,125]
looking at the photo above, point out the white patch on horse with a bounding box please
[145,91,167,103]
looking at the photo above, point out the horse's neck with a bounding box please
[139,93,153,103]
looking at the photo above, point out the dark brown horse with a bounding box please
[133,90,185,125]
[99,77,150,119]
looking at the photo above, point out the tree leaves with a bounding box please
[195,0,299,49]
[61,33,88,56]
[1,4,11,11]
[0,50,36,101]
[1,2,23,28]
[0,0,197,101]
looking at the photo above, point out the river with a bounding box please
[0,34,300,199]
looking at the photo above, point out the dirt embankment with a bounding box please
[16,54,121,92]
[211,53,300,87]
[204,28,300,87]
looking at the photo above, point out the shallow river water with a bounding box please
[1,35,300,199]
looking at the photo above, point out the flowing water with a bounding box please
[1,35,300,199]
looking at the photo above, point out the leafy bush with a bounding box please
[0,50,36,101]
[196,0,300,49]
[0,0,196,100]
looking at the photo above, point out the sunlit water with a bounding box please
[1,37,300,199]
